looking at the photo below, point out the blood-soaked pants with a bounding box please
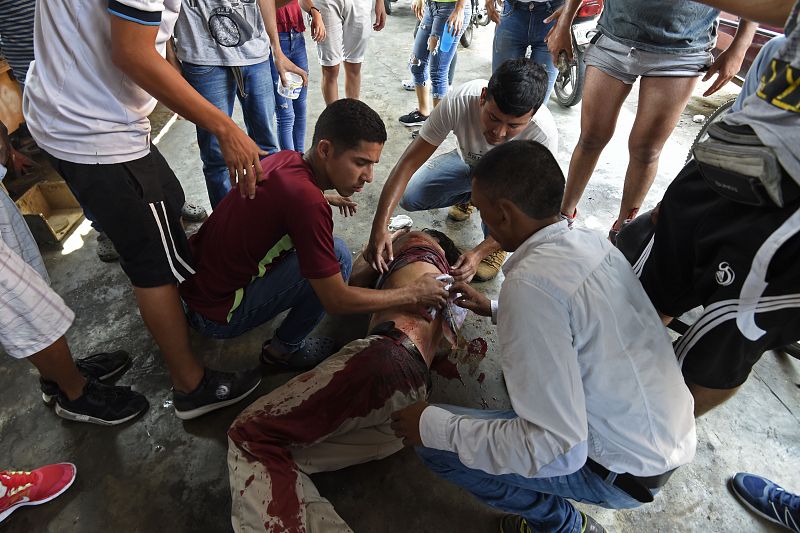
[227,332,429,532]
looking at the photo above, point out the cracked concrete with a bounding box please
[1,5,798,533]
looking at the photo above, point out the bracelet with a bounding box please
[309,6,320,14]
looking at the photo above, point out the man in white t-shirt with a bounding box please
[22,0,273,420]
[365,58,558,282]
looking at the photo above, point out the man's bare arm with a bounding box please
[365,137,438,272]
[309,272,448,315]
[109,17,266,198]
[543,0,584,63]
[698,0,792,26]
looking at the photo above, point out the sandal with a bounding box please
[181,202,208,223]
[260,337,336,371]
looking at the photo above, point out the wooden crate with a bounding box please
[14,181,85,244]
[0,60,23,134]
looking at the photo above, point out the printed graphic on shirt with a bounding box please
[757,59,800,113]
[187,0,264,47]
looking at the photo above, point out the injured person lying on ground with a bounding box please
[226,229,466,533]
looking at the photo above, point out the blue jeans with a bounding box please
[416,405,645,533]
[186,237,353,347]
[182,61,280,208]
[492,0,563,103]
[400,150,488,237]
[410,1,472,99]
[270,30,309,152]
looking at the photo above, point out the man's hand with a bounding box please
[412,0,424,20]
[364,227,394,272]
[374,0,387,31]
[451,281,492,316]
[544,7,573,63]
[702,47,745,96]
[450,249,482,283]
[216,125,269,199]
[391,401,428,446]
[325,193,358,217]
[310,8,327,42]
[486,0,501,25]
[409,273,449,308]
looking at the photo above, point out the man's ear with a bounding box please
[317,139,333,160]
[496,197,518,229]
[479,87,487,107]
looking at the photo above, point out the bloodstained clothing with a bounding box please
[179,150,341,323]
[227,333,428,532]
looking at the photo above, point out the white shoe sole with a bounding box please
[54,403,146,426]
[173,378,262,420]
[0,463,76,524]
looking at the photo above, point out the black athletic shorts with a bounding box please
[634,161,800,389]
[48,146,196,288]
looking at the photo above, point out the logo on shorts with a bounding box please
[715,262,735,286]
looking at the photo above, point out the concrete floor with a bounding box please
[2,7,799,533]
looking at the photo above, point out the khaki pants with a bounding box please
[228,335,429,532]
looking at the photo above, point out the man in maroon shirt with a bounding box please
[180,99,449,370]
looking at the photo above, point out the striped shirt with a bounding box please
[0,0,36,85]
[0,188,73,359]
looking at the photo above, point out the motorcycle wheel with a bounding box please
[460,24,474,48]
[685,98,736,164]
[554,46,585,108]
[384,0,392,15]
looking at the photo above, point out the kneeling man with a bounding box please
[393,141,697,533]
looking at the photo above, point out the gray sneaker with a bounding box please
[172,368,261,420]
[181,202,208,223]
[96,232,119,262]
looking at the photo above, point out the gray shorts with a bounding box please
[584,33,713,85]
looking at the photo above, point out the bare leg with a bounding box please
[28,337,86,401]
[615,76,699,228]
[688,382,740,417]
[561,67,632,217]
[415,85,432,116]
[133,284,204,393]
[321,64,340,105]
[343,61,362,100]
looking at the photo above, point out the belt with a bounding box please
[507,0,564,11]
[368,321,432,394]
[585,459,676,504]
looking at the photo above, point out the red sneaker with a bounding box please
[0,463,76,523]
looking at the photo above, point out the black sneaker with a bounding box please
[399,110,428,127]
[172,368,262,420]
[54,379,149,425]
[40,350,132,406]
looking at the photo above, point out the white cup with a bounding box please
[277,72,304,100]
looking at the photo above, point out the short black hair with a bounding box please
[312,98,387,152]
[422,228,462,265]
[471,140,564,219]
[485,58,548,116]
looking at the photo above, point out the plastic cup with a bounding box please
[439,23,458,53]
[277,72,304,100]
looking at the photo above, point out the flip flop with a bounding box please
[260,337,337,371]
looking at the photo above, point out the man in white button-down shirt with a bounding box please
[392,140,696,533]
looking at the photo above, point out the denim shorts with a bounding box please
[584,33,713,85]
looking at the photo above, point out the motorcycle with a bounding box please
[460,0,491,48]
[553,0,603,107]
